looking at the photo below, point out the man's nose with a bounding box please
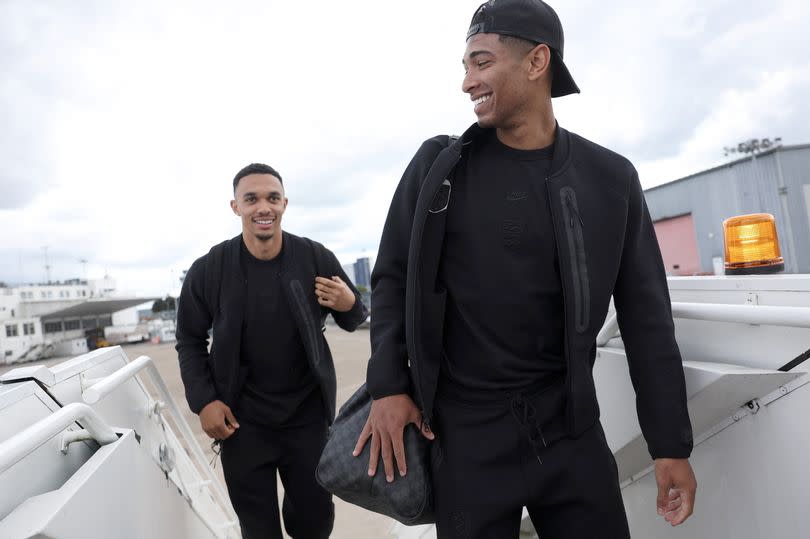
[462,71,476,95]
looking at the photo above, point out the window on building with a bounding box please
[44,321,63,333]
[82,290,87,297]
[47,291,53,298]
[5,324,19,337]
[41,291,47,298]
[64,320,80,331]
[82,318,97,329]
[23,323,35,335]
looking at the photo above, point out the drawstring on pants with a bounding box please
[510,395,548,464]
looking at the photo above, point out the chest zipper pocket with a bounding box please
[560,187,590,333]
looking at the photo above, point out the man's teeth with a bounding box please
[474,95,491,106]
[255,219,274,225]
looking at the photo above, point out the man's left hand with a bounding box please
[654,458,697,526]
[315,276,356,312]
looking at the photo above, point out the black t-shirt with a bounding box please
[439,129,566,393]
[237,239,323,427]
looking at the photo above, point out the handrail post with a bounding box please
[0,403,118,474]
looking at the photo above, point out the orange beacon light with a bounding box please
[723,213,785,275]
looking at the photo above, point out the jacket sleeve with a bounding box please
[175,257,219,414]
[613,165,694,459]
[366,139,443,400]
[323,247,369,331]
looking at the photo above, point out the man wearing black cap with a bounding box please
[355,0,697,537]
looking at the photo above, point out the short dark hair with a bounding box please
[233,163,283,193]
[499,34,555,84]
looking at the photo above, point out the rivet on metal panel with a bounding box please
[779,386,789,395]
[745,399,761,414]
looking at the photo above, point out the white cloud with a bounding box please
[1,0,809,295]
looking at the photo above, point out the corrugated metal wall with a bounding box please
[644,145,810,274]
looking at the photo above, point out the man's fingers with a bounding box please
[665,495,682,512]
[656,483,670,514]
[214,423,234,440]
[379,431,396,483]
[411,413,435,440]
[392,430,407,477]
[368,428,381,477]
[667,492,693,526]
[223,407,240,429]
[354,421,373,456]
[315,278,341,290]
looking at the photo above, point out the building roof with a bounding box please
[645,143,810,193]
[40,298,157,321]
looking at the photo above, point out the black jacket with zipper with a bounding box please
[367,123,693,459]
[176,232,368,423]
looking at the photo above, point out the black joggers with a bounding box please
[431,378,631,539]
[220,418,334,539]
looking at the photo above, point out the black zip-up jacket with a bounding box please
[367,123,693,459]
[176,232,368,423]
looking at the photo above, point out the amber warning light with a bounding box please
[723,213,785,275]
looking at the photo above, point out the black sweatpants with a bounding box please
[431,379,631,539]
[220,418,334,539]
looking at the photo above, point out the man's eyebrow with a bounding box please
[462,49,493,66]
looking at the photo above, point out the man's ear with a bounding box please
[527,43,552,82]
[230,199,240,216]
[283,197,289,210]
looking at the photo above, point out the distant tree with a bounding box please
[153,295,177,313]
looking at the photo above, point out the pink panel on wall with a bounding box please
[653,214,702,276]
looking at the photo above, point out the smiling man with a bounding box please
[356,0,697,537]
[176,163,368,539]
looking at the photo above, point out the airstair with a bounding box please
[0,346,239,538]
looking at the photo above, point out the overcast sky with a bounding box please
[2,0,809,297]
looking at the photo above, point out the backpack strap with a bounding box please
[204,241,226,318]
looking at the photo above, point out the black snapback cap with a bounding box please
[467,0,580,98]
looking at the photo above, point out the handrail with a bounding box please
[82,355,236,523]
[596,313,619,347]
[0,403,118,475]
[671,302,810,328]
[596,302,810,347]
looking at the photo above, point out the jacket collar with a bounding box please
[454,121,572,178]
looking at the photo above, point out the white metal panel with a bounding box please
[0,430,218,539]
[621,381,810,539]
[0,382,94,520]
[594,349,801,482]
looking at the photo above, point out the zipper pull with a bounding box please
[565,194,585,228]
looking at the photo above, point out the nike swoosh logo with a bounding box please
[506,191,528,201]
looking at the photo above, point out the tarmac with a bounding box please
[0,326,396,539]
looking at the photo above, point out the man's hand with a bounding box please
[199,400,240,440]
[315,276,356,312]
[352,394,434,483]
[654,458,697,526]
